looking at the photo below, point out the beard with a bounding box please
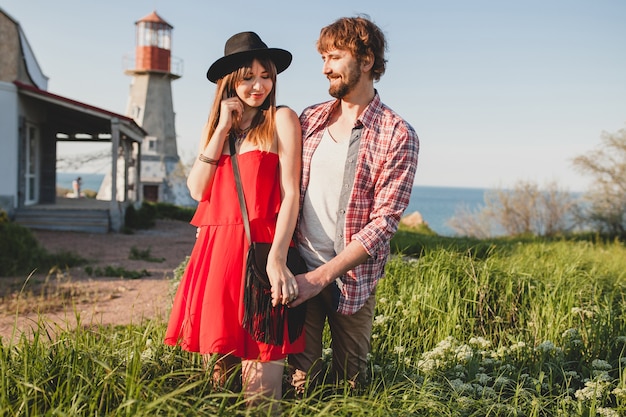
[328,61,361,99]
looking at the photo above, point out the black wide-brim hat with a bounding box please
[207,31,292,83]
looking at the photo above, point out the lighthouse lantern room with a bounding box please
[135,12,172,73]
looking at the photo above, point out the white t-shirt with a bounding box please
[298,128,350,270]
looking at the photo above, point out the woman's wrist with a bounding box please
[198,154,219,165]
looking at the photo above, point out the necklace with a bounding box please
[234,126,250,147]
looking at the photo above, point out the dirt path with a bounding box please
[0,219,196,343]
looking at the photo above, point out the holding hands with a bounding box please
[266,256,299,307]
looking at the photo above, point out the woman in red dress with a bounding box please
[164,32,303,406]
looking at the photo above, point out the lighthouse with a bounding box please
[98,11,194,207]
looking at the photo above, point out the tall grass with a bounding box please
[1,235,625,416]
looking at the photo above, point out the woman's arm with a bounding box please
[186,122,228,201]
[186,97,242,201]
[266,106,302,306]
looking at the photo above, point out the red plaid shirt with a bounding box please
[297,92,419,314]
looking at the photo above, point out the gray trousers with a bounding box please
[288,283,376,391]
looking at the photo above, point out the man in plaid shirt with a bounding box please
[288,15,419,392]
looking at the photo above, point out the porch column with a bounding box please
[109,118,121,232]
[123,138,130,202]
[135,141,143,204]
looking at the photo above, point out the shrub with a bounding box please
[0,216,88,277]
[125,202,157,230]
[152,202,194,222]
[0,222,48,276]
[447,180,580,238]
[572,125,626,237]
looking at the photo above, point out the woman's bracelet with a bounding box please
[198,154,219,165]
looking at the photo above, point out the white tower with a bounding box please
[98,10,194,206]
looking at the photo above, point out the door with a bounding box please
[24,123,39,205]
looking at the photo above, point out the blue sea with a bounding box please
[407,186,486,236]
[57,173,486,237]
[57,172,105,193]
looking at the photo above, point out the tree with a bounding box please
[447,180,579,238]
[572,126,626,237]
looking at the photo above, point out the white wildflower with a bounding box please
[563,370,580,380]
[417,358,437,373]
[500,364,516,374]
[322,348,333,359]
[141,348,153,361]
[469,336,491,349]
[475,373,491,385]
[504,341,527,356]
[394,345,405,354]
[449,378,465,390]
[493,346,508,359]
[535,340,562,356]
[455,344,473,362]
[439,336,456,350]
[481,358,497,367]
[477,385,496,398]
[562,328,580,339]
[611,387,626,400]
[575,379,611,401]
[450,379,473,394]
[373,314,388,326]
[571,307,594,318]
[536,340,555,353]
[456,396,474,409]
[596,407,620,417]
[493,376,511,388]
[592,359,612,371]
[418,336,460,373]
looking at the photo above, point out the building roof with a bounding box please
[14,80,146,142]
[135,10,173,28]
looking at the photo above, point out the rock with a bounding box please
[401,211,428,228]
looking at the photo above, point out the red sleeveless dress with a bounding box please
[164,150,304,361]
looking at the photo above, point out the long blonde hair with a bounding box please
[204,57,278,151]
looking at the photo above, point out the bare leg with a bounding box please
[204,353,240,389]
[241,359,285,413]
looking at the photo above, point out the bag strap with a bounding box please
[229,133,252,245]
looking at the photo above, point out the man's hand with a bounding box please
[288,271,325,308]
[288,241,369,308]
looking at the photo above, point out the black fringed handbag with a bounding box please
[229,134,307,345]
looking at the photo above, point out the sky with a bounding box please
[3,0,625,192]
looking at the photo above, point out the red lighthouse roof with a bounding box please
[136,10,172,28]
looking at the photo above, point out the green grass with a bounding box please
[1,232,626,416]
[84,265,151,280]
[129,246,165,263]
